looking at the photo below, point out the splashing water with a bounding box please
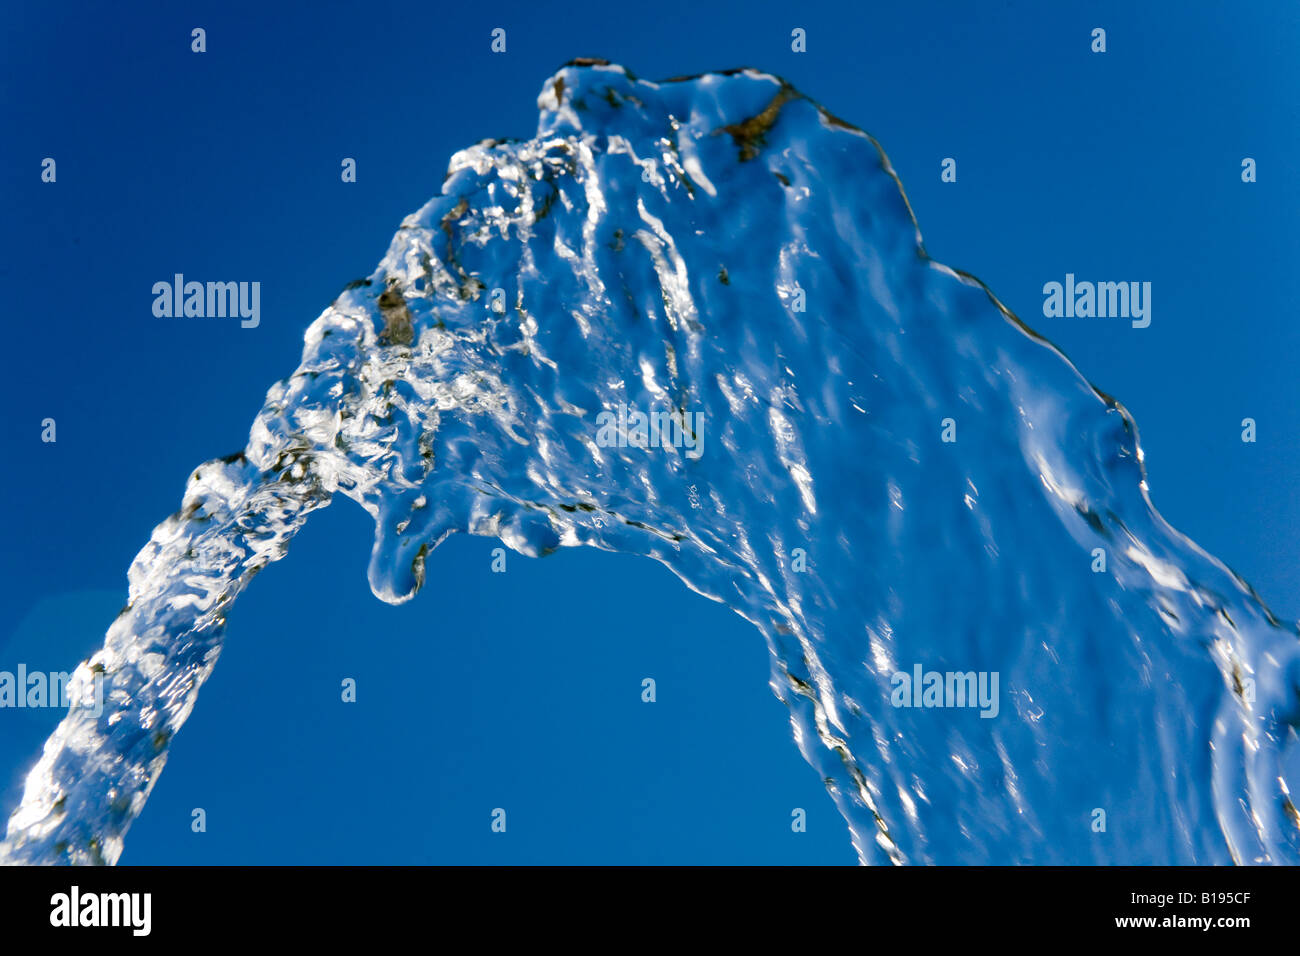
[4,61,1298,866]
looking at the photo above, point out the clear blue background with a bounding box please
[1,0,1296,863]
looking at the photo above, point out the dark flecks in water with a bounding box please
[377,279,415,346]
[718,85,798,162]
[1075,502,1108,537]
[1284,797,1300,830]
[718,266,730,285]
[624,517,684,542]
[533,184,558,224]
[785,670,814,694]
[819,108,860,133]
[435,196,476,289]
[411,542,429,592]
[440,197,469,237]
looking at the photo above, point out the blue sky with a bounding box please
[1,0,1296,863]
